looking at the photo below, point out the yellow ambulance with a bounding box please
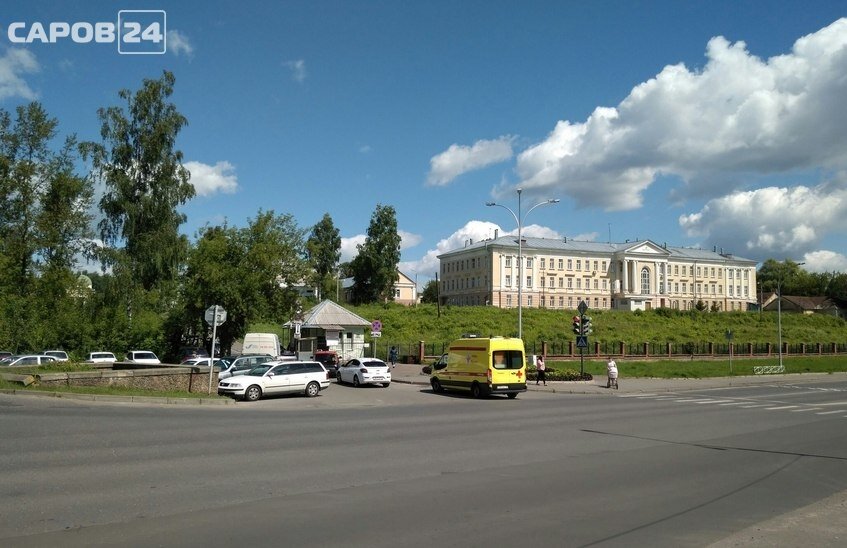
[430,335,526,398]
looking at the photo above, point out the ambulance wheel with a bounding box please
[470,382,482,399]
[431,378,443,393]
[507,392,518,399]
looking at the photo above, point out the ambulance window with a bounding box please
[492,351,523,370]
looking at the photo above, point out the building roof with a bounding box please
[437,235,757,265]
[296,299,371,329]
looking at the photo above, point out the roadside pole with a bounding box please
[204,305,227,395]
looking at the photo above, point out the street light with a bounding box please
[776,260,805,368]
[486,188,560,339]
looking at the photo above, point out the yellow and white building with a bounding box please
[437,235,758,312]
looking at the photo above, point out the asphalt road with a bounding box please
[1,377,846,547]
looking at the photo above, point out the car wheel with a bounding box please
[353,375,360,387]
[305,381,320,397]
[431,378,443,393]
[507,392,518,399]
[244,385,262,402]
[337,375,344,385]
[470,382,482,399]
[383,382,390,388]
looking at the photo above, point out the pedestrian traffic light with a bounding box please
[582,316,593,335]
[572,315,582,335]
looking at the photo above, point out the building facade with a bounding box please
[437,235,758,312]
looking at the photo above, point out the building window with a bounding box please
[559,296,564,307]
[558,277,564,288]
[567,278,573,289]
[593,279,599,290]
[641,268,650,294]
[568,297,573,308]
[576,278,582,289]
[506,294,512,306]
[674,265,678,276]
[526,276,532,288]
[594,297,599,308]
[505,275,511,287]
[682,282,687,294]
[567,259,573,270]
[540,258,546,269]
[540,276,545,288]
[526,258,533,269]
[593,261,599,272]
[549,276,555,288]
[602,279,607,290]
[549,296,554,308]
[505,257,511,268]
[558,259,564,270]
[729,285,734,296]
[576,260,582,271]
[527,296,533,307]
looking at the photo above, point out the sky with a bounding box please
[3,1,847,287]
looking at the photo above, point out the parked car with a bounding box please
[422,353,448,375]
[86,352,117,363]
[312,350,339,378]
[177,346,209,362]
[217,354,275,380]
[337,358,391,387]
[0,351,13,362]
[126,351,161,364]
[217,360,330,401]
[3,355,58,367]
[181,357,227,370]
[42,350,69,362]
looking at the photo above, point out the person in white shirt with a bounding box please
[606,357,618,389]
[535,356,546,386]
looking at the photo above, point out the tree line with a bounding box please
[0,71,400,360]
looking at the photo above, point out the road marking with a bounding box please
[672,398,705,403]
[815,410,845,415]
[717,402,746,406]
[693,399,731,404]
[790,408,822,412]
[739,404,773,408]
[619,393,658,398]
[764,405,799,410]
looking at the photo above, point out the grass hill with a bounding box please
[342,303,846,349]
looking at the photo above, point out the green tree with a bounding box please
[350,204,402,304]
[306,213,341,300]
[83,70,194,293]
[0,102,93,351]
[758,259,807,294]
[179,211,308,355]
[420,279,439,303]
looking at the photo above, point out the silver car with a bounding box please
[4,355,58,367]
[218,361,330,401]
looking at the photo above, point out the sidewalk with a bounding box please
[389,362,847,394]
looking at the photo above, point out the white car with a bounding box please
[87,352,117,363]
[218,361,330,401]
[337,358,391,387]
[4,355,58,367]
[126,351,160,364]
[182,357,227,370]
[42,350,69,362]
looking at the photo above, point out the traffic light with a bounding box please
[572,315,581,335]
[582,316,593,335]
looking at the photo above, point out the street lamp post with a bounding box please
[486,189,559,340]
[776,260,804,368]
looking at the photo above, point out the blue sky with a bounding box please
[3,1,847,286]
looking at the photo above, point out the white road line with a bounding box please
[816,410,845,415]
[740,404,773,408]
[693,400,731,404]
[619,394,658,398]
[791,408,822,412]
[717,402,747,406]
[672,399,705,403]
[765,405,799,410]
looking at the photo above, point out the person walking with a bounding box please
[389,346,398,368]
[535,355,547,386]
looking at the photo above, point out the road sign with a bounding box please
[293,321,302,339]
[370,331,382,338]
[576,335,588,348]
[204,305,227,326]
[577,300,588,315]
[371,320,382,332]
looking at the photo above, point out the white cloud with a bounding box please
[399,230,422,250]
[184,161,239,197]
[284,59,307,83]
[0,48,39,100]
[340,234,365,263]
[515,18,847,209]
[802,250,847,273]
[426,136,515,186]
[167,30,194,57]
[679,180,847,260]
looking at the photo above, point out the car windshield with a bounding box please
[134,352,156,360]
[246,365,273,376]
[363,360,387,368]
[492,350,524,370]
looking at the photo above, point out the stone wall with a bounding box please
[36,366,219,394]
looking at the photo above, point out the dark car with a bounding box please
[312,350,339,378]
[178,346,209,362]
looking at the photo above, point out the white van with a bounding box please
[241,333,280,357]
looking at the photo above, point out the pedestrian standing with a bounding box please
[535,355,546,386]
[389,346,398,368]
[606,356,618,389]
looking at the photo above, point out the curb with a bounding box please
[0,388,233,405]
